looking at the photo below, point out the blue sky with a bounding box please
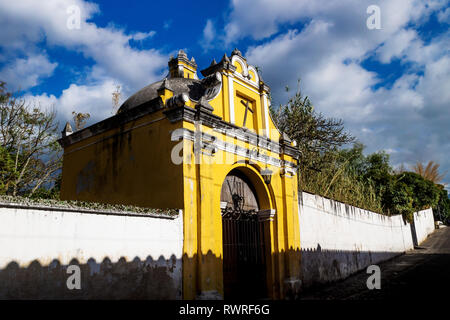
[0,0,449,189]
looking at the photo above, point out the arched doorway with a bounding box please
[220,168,267,299]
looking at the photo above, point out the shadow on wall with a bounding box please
[181,249,304,301]
[0,255,181,300]
[300,245,403,290]
[0,247,425,300]
[410,219,419,247]
[0,249,304,300]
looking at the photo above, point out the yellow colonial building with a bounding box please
[59,49,302,299]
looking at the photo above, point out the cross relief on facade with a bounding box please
[240,99,253,128]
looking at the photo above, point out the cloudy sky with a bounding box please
[0,0,449,188]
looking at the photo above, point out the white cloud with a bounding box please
[200,19,217,51]
[0,0,168,92]
[0,0,169,126]
[438,6,450,23]
[375,29,418,63]
[130,31,156,41]
[224,0,445,44]
[237,0,450,186]
[224,0,327,42]
[26,79,120,127]
[0,54,57,90]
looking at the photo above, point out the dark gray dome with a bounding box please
[118,77,205,113]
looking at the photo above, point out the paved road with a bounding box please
[299,227,450,300]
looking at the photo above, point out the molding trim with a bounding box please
[164,105,196,123]
[58,97,164,148]
[247,65,260,86]
[58,93,299,161]
[230,54,260,89]
[262,93,269,138]
[228,75,235,124]
[171,128,298,171]
[168,106,301,160]
[258,209,276,221]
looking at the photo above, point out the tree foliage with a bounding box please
[112,84,121,115]
[0,145,16,193]
[0,81,62,196]
[435,187,450,224]
[271,82,355,190]
[412,161,446,184]
[398,172,441,210]
[382,179,414,219]
[72,111,90,130]
[273,83,448,223]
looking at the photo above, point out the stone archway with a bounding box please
[220,168,269,299]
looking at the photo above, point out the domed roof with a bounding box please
[118,77,205,113]
[118,72,223,113]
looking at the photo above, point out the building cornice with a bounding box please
[171,127,298,171]
[58,97,164,148]
[59,98,300,162]
[166,104,300,160]
[200,55,237,77]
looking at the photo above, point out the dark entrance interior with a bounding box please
[220,169,267,299]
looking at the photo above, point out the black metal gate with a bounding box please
[221,171,267,299]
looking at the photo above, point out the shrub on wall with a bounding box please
[396,172,441,211]
[272,90,446,221]
[434,188,450,224]
[0,194,179,217]
[382,180,414,222]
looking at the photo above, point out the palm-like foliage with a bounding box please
[412,161,446,184]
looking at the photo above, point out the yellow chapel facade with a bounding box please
[58,49,302,299]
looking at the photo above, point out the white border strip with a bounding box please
[228,75,235,124]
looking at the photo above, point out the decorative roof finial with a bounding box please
[221,54,230,63]
[177,49,187,59]
[231,48,242,57]
[62,122,73,137]
[210,58,217,66]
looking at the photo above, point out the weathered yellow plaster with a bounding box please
[59,49,301,300]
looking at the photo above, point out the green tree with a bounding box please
[271,81,354,186]
[270,78,446,223]
[397,172,441,210]
[434,187,450,224]
[382,179,414,221]
[0,145,16,193]
[380,172,442,222]
[0,81,62,196]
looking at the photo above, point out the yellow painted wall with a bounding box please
[234,92,256,131]
[60,110,184,210]
[179,60,197,79]
[233,60,244,75]
[248,69,256,82]
[179,119,300,299]
[60,50,302,300]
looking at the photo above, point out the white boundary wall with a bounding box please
[0,204,183,299]
[413,208,436,245]
[298,192,435,288]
